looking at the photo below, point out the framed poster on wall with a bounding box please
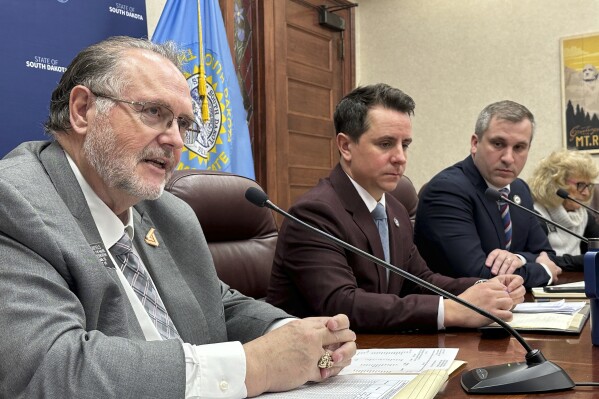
[562,32,599,153]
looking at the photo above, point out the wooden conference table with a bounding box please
[356,272,598,398]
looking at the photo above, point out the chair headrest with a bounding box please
[388,175,418,222]
[165,170,277,299]
[165,170,275,242]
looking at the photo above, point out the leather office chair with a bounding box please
[388,175,419,226]
[165,170,277,299]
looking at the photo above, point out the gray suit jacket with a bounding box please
[0,141,289,398]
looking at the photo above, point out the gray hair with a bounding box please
[44,36,181,135]
[474,100,535,140]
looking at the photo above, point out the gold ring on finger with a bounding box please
[317,351,333,369]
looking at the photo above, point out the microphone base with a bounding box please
[461,360,575,394]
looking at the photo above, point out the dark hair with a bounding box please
[333,83,415,141]
[44,36,181,135]
[474,100,535,139]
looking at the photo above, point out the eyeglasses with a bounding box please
[91,91,200,144]
[567,179,595,193]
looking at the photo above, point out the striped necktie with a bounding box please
[498,188,512,250]
[110,232,180,340]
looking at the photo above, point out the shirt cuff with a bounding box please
[183,341,247,398]
[437,297,445,330]
[538,262,553,285]
[266,317,297,333]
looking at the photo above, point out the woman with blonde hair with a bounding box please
[529,150,599,271]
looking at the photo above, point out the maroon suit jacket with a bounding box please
[266,164,479,332]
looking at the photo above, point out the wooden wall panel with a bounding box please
[255,0,355,214]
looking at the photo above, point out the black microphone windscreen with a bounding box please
[556,188,569,199]
[245,187,269,207]
[484,187,502,201]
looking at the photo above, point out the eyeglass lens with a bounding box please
[577,182,594,192]
[138,102,199,137]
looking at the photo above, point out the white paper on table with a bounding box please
[257,349,460,399]
[513,300,586,315]
[258,374,416,399]
[507,312,574,329]
[339,348,459,375]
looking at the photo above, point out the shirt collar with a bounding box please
[65,152,134,248]
[345,172,386,213]
[485,180,511,193]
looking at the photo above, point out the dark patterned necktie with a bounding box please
[498,188,512,250]
[109,232,180,340]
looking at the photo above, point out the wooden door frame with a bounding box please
[255,0,356,203]
[216,0,355,201]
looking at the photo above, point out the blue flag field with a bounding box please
[153,0,255,179]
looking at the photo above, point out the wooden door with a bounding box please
[257,0,355,215]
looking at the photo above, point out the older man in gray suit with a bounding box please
[0,36,355,398]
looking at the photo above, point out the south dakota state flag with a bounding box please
[152,0,255,179]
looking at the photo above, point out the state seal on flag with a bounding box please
[185,73,223,158]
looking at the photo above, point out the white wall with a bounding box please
[146,0,166,38]
[356,0,599,190]
[148,0,599,190]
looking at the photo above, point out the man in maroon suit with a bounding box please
[266,83,525,333]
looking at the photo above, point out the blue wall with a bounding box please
[0,0,147,156]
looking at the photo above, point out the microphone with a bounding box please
[556,188,599,216]
[485,188,588,244]
[245,187,575,394]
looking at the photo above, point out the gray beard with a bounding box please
[83,118,169,200]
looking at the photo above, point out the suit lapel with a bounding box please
[506,181,530,248]
[40,142,98,240]
[39,142,145,338]
[384,203,405,293]
[40,142,120,268]
[463,156,505,247]
[133,207,208,344]
[329,165,389,291]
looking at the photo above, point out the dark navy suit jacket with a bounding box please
[414,156,555,288]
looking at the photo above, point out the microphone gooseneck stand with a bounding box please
[485,188,588,243]
[245,187,575,394]
[556,188,599,216]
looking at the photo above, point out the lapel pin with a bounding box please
[513,195,522,205]
[144,227,159,247]
[393,217,399,227]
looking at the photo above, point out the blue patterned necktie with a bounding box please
[372,203,390,262]
[109,232,180,340]
[498,188,512,250]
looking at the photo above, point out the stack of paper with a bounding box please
[338,348,460,375]
[506,312,579,330]
[259,348,463,399]
[513,300,586,315]
[481,302,590,333]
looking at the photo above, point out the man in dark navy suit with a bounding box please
[415,100,561,288]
